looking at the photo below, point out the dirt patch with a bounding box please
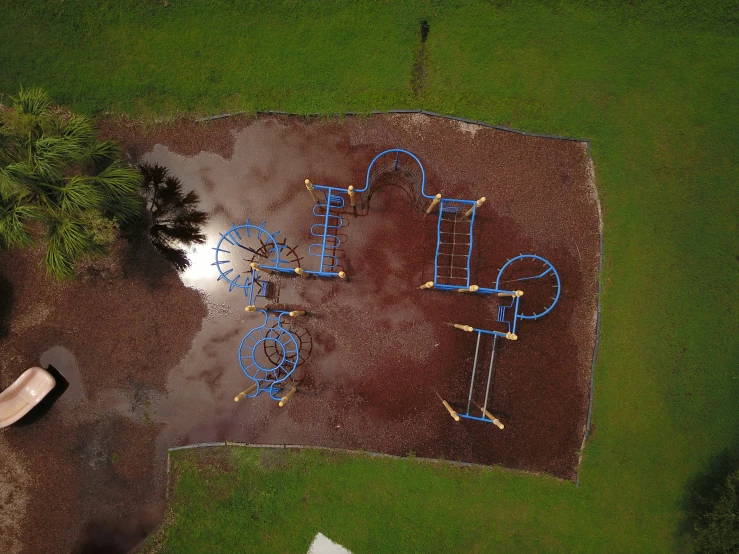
[411,20,430,97]
[0,239,207,553]
[0,436,31,554]
[98,116,249,162]
[1,112,600,553]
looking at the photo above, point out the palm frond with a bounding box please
[102,192,143,223]
[46,214,93,258]
[32,136,86,179]
[42,235,76,280]
[2,163,48,205]
[60,114,95,144]
[0,129,23,166]
[0,167,26,201]
[95,163,141,197]
[56,176,104,213]
[86,140,120,172]
[0,197,37,248]
[11,87,51,117]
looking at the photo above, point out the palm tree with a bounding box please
[0,87,141,279]
[139,162,209,271]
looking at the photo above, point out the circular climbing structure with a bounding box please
[238,311,300,401]
[213,219,297,304]
[496,254,561,319]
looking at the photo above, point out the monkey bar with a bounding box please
[251,181,350,279]
[457,333,503,426]
[301,184,348,277]
[433,198,477,287]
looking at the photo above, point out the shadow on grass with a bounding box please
[678,442,739,542]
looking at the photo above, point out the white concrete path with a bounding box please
[307,532,352,554]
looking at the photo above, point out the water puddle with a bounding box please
[139,118,470,448]
[40,345,83,405]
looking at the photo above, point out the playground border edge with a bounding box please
[166,441,564,484]
[199,109,594,152]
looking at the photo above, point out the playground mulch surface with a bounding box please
[0,113,600,554]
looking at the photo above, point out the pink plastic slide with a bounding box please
[0,367,56,428]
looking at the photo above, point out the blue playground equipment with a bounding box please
[212,219,295,306]
[496,254,561,320]
[214,148,562,414]
[355,149,562,426]
[455,254,561,424]
[237,310,300,401]
[304,184,347,276]
[213,220,305,403]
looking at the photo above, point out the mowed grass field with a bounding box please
[2,1,737,552]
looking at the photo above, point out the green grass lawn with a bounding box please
[2,1,738,552]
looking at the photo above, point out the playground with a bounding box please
[115,111,601,477]
[0,113,600,553]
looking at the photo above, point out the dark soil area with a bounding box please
[0,242,207,554]
[1,113,600,553]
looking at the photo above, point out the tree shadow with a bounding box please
[74,516,152,554]
[678,444,739,541]
[118,163,211,289]
[0,272,13,340]
[140,162,209,271]
[119,215,176,289]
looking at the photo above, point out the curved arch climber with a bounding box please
[358,149,431,210]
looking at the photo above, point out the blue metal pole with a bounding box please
[482,335,497,417]
[433,204,443,284]
[319,189,332,273]
[465,203,476,288]
[466,331,482,414]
